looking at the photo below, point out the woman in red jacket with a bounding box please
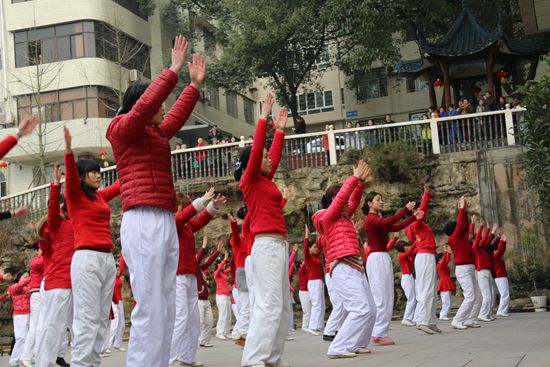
[215,252,233,340]
[437,245,456,321]
[362,192,422,345]
[8,273,31,367]
[0,115,38,159]
[106,36,206,367]
[234,93,289,367]
[303,224,325,334]
[312,160,375,359]
[493,233,509,317]
[63,127,120,367]
[34,164,75,367]
[297,261,311,331]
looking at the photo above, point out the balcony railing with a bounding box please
[0,107,526,220]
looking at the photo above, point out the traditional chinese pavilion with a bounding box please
[396,0,548,108]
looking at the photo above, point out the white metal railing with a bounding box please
[0,108,526,220]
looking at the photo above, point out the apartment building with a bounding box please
[0,0,255,196]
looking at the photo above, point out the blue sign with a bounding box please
[346,110,358,118]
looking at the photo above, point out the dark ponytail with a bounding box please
[76,158,101,201]
[361,191,380,215]
[234,146,252,181]
[321,184,342,209]
[118,82,150,115]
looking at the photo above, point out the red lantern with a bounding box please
[496,69,510,84]
[472,85,481,95]
[0,161,8,168]
[98,150,108,161]
[434,78,444,91]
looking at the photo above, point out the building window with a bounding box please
[407,78,429,93]
[341,87,345,107]
[203,28,216,58]
[13,21,150,77]
[0,172,5,197]
[297,90,334,115]
[315,46,330,69]
[205,84,219,110]
[17,86,119,123]
[226,91,238,118]
[243,97,254,125]
[112,0,149,20]
[355,68,388,100]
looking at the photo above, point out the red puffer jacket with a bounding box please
[106,69,200,212]
[312,175,364,264]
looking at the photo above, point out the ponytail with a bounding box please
[234,146,252,181]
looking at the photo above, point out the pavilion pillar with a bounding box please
[485,53,495,95]
[441,61,451,109]
[427,74,437,108]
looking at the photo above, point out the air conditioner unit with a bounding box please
[129,69,141,82]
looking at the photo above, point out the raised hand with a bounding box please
[169,35,189,75]
[282,186,289,199]
[227,212,236,222]
[274,107,288,131]
[459,196,468,209]
[492,223,499,234]
[353,160,369,181]
[260,92,274,120]
[216,239,224,253]
[444,244,451,253]
[64,126,72,153]
[292,243,298,253]
[202,236,208,248]
[204,187,215,201]
[188,53,206,89]
[304,223,309,238]
[471,214,477,224]
[13,207,30,219]
[212,194,227,208]
[224,252,229,261]
[414,210,424,220]
[54,164,62,184]
[2,272,13,281]
[498,227,504,236]
[17,115,39,137]
[502,235,507,242]
[423,184,433,194]
[405,201,416,211]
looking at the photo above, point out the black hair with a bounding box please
[436,252,444,263]
[395,240,410,253]
[361,191,381,215]
[321,184,342,209]
[234,146,252,181]
[236,205,248,220]
[118,82,150,115]
[76,158,101,201]
[444,221,457,236]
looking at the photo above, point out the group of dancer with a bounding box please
[0,34,511,367]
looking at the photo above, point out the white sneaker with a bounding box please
[428,324,442,333]
[180,361,204,367]
[451,322,467,330]
[356,348,371,354]
[114,346,126,352]
[497,313,510,317]
[216,335,227,340]
[439,317,451,321]
[99,353,110,358]
[200,343,213,348]
[104,349,112,354]
[465,323,481,328]
[477,316,492,322]
[417,325,435,334]
[285,336,294,341]
[401,319,416,327]
[19,360,33,367]
[266,360,291,367]
[329,353,357,359]
[303,328,320,336]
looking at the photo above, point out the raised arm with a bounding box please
[418,186,432,221]
[494,237,506,259]
[0,115,38,158]
[303,237,311,265]
[323,176,359,223]
[472,223,485,251]
[63,127,83,201]
[453,197,469,239]
[246,93,275,181]
[215,259,226,277]
[388,214,418,232]
[201,249,220,270]
[267,107,288,179]
[440,251,450,266]
[48,182,62,231]
[190,195,225,232]
[98,180,121,203]
[289,243,297,265]
[386,236,398,251]
[347,181,365,217]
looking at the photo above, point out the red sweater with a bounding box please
[106,69,200,212]
[214,259,231,296]
[229,220,248,268]
[38,235,52,278]
[240,119,286,237]
[64,152,120,251]
[9,277,31,316]
[298,262,309,291]
[175,199,216,275]
[197,248,220,300]
[493,239,507,278]
[304,238,324,281]
[397,243,416,275]
[437,252,456,292]
[113,276,123,303]
[43,183,75,290]
[364,207,416,252]
[0,135,17,159]
[405,191,436,254]
[29,255,44,290]
[473,225,493,271]
[448,208,475,266]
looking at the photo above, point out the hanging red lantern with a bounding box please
[472,85,481,95]
[434,78,444,91]
[98,150,108,161]
[0,161,8,168]
[496,69,510,84]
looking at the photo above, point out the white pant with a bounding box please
[453,264,482,325]
[35,280,46,357]
[122,206,179,367]
[288,298,294,332]
[241,238,290,366]
[35,288,73,367]
[400,274,416,322]
[71,250,116,367]
[415,254,437,326]
[477,269,494,319]
[440,291,452,319]
[491,277,498,309]
[198,299,213,345]
[307,279,325,331]
[495,277,510,315]
[231,287,239,337]
[328,263,376,356]
[366,252,394,337]
[298,291,312,330]
[324,273,347,336]
[216,295,231,337]
[109,301,125,349]
[10,314,30,364]
[169,274,200,365]
[20,291,41,361]
[101,320,111,353]
[241,258,252,333]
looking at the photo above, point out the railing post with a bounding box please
[429,118,441,154]
[327,130,337,165]
[504,108,516,146]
